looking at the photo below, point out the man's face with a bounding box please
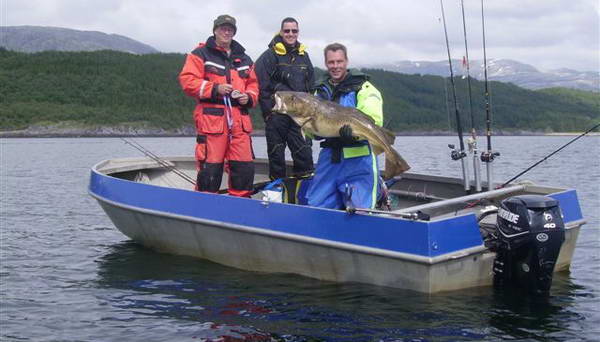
[214,24,235,46]
[280,22,299,46]
[325,50,348,83]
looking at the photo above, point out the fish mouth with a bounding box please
[272,94,287,113]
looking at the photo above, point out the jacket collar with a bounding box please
[319,69,369,91]
[268,34,305,56]
[204,36,246,56]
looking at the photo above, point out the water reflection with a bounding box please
[95,241,590,341]
[96,242,283,341]
[487,273,589,341]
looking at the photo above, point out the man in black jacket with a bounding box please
[255,17,314,180]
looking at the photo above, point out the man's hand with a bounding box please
[217,83,233,96]
[235,92,249,105]
[339,124,358,144]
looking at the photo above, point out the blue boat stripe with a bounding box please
[90,189,477,264]
[549,189,583,223]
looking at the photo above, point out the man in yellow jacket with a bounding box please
[308,42,384,210]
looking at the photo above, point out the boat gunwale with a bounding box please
[91,157,583,222]
[92,156,576,194]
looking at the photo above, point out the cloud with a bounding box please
[3,0,598,71]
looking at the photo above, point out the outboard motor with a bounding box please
[493,195,565,294]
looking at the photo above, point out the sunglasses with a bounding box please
[282,29,299,34]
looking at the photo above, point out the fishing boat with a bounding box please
[89,0,591,295]
[88,155,585,294]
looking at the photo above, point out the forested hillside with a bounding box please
[0,49,190,131]
[1,49,598,134]
[369,69,599,132]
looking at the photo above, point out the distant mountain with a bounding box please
[0,25,159,54]
[364,59,599,92]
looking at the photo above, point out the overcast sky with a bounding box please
[2,0,599,72]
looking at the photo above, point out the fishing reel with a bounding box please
[448,144,467,160]
[481,150,500,162]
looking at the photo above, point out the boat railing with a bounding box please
[394,184,526,216]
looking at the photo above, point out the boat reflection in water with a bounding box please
[95,241,584,341]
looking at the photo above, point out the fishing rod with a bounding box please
[479,0,500,190]
[349,207,427,220]
[120,137,197,186]
[501,123,600,188]
[460,0,482,192]
[440,0,471,192]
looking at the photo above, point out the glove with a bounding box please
[339,124,358,144]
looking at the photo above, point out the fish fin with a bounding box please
[363,115,376,125]
[372,145,384,156]
[382,150,411,180]
[379,126,396,145]
[299,118,314,140]
[300,118,313,129]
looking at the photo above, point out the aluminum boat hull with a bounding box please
[89,157,584,293]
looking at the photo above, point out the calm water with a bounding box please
[1,136,598,342]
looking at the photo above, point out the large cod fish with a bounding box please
[272,91,410,179]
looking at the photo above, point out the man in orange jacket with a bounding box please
[179,14,259,197]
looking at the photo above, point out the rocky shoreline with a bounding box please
[0,124,592,138]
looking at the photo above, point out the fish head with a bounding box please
[272,91,320,123]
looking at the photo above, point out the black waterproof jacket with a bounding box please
[255,35,315,120]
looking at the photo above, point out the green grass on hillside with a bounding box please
[1,48,598,133]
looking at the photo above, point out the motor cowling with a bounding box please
[493,195,565,294]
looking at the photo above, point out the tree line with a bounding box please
[1,48,598,133]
